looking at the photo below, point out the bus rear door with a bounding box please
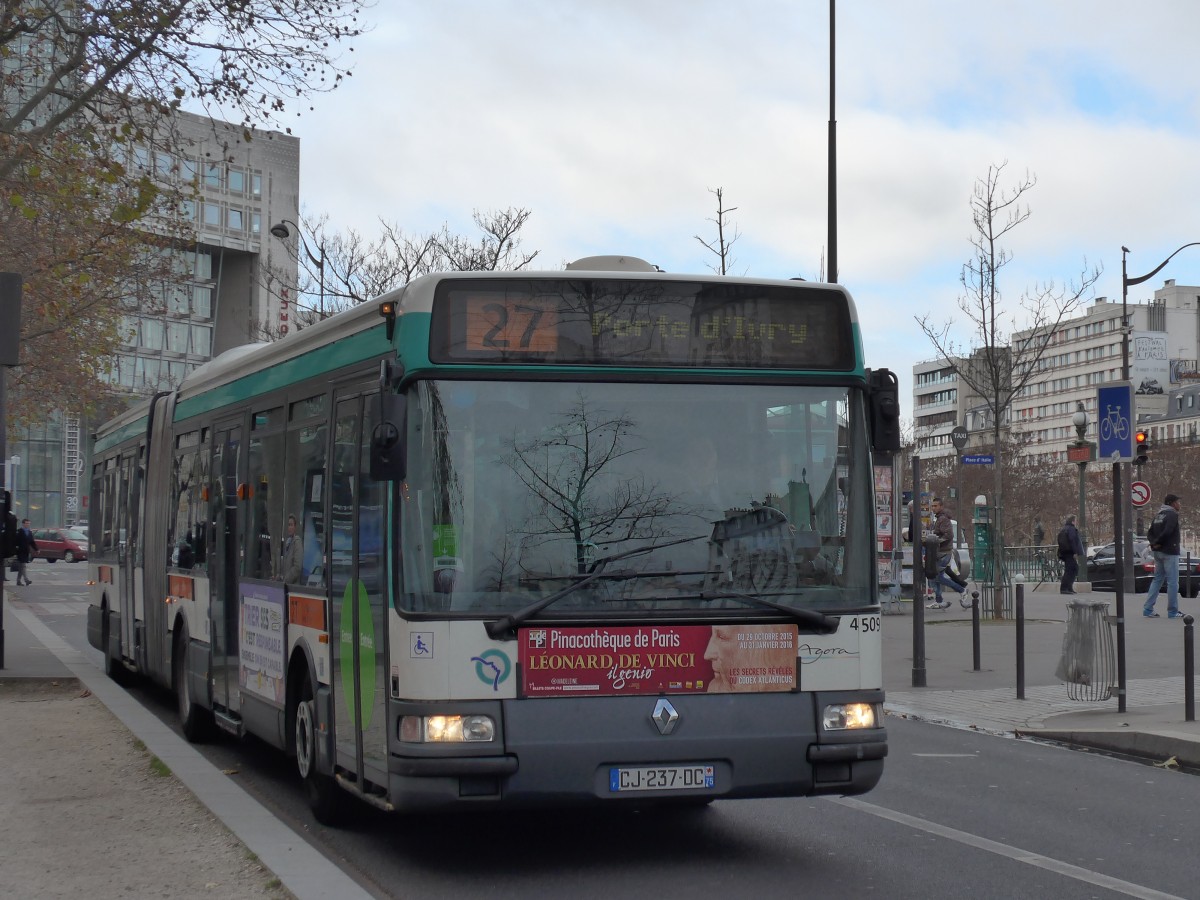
[211,419,243,716]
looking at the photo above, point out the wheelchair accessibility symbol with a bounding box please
[410,632,434,658]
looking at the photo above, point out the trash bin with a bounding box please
[1055,599,1116,701]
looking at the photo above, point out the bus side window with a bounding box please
[285,422,327,588]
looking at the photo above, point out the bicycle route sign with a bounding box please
[1096,382,1135,462]
[1130,481,1151,508]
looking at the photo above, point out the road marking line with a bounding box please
[832,796,1184,900]
[912,753,978,757]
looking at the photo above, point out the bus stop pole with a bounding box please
[911,455,926,687]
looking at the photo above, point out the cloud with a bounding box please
[289,0,1200,415]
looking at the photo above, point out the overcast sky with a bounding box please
[277,0,1200,415]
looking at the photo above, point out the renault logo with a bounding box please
[652,698,679,735]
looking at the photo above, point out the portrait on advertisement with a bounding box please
[704,624,797,692]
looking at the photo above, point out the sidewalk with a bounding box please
[883,580,1200,768]
[0,582,373,900]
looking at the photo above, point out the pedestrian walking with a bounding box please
[1143,493,1183,619]
[1056,515,1084,594]
[14,518,37,586]
[925,497,968,610]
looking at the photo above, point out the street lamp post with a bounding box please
[1112,240,1200,713]
[1121,243,1200,587]
[270,219,326,320]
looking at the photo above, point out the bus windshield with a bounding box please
[398,380,874,616]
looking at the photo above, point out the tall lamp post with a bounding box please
[1070,403,1092,583]
[1120,242,1200,590]
[270,219,326,320]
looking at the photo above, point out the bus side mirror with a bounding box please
[371,390,407,481]
[867,368,901,454]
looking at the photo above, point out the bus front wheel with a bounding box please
[295,677,343,826]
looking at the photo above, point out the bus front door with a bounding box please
[211,421,243,715]
[330,390,389,793]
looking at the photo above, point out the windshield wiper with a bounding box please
[484,534,707,639]
[696,587,839,633]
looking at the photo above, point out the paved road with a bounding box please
[5,563,1200,899]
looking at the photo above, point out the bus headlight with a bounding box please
[822,702,876,731]
[399,714,495,743]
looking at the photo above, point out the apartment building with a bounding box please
[913,356,968,459]
[911,281,1200,465]
[1013,281,1200,460]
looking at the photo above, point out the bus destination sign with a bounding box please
[431,279,855,370]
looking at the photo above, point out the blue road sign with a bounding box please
[1096,382,1135,462]
[962,454,995,465]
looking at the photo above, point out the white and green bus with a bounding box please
[87,256,900,822]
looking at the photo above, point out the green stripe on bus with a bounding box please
[173,327,395,422]
[94,414,152,454]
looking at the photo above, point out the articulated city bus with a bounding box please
[87,256,900,823]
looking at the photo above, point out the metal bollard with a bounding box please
[1186,615,1195,723]
[1016,582,1025,700]
[971,590,981,671]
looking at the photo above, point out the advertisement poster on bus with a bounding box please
[240,582,286,703]
[519,624,798,696]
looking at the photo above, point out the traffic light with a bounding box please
[1135,430,1152,465]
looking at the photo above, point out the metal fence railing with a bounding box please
[1005,545,1063,587]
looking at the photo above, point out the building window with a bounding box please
[190,324,212,356]
[228,208,243,230]
[204,163,222,189]
[194,251,212,280]
[203,203,221,227]
[251,173,262,198]
[228,169,245,193]
[193,286,212,319]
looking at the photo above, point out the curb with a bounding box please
[1019,728,1200,769]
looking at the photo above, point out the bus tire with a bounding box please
[174,623,211,743]
[102,604,130,686]
[295,676,343,826]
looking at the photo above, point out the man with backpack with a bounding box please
[1143,493,1184,619]
[1056,515,1085,594]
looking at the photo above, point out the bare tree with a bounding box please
[916,162,1101,607]
[503,394,679,575]
[694,187,740,275]
[268,208,540,324]
[0,0,368,181]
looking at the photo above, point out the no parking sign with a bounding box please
[1131,481,1151,508]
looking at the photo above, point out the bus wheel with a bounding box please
[102,606,130,686]
[174,624,210,742]
[295,677,343,826]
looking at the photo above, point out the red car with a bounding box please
[33,527,89,563]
